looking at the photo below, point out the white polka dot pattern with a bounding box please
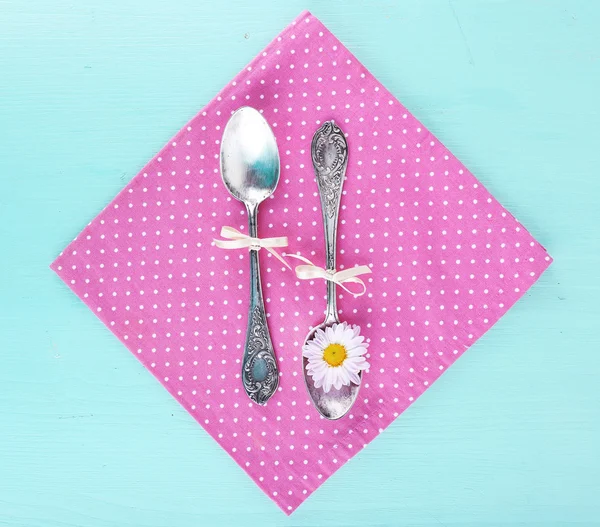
[51,10,552,515]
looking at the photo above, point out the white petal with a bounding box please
[348,369,361,385]
[306,358,325,370]
[347,364,361,376]
[313,329,328,347]
[311,363,327,381]
[333,370,343,390]
[346,345,367,358]
[345,356,367,366]
[304,352,323,362]
[307,361,328,375]
[302,342,322,358]
[345,335,365,349]
[312,338,327,351]
[304,348,324,360]
[341,324,355,339]
[313,373,324,389]
[323,368,334,393]
[338,365,350,385]
[306,339,323,351]
[333,323,344,342]
[325,325,336,342]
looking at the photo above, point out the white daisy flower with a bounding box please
[302,322,369,393]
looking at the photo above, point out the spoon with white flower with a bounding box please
[301,121,370,420]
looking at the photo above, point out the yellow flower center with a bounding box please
[323,343,347,367]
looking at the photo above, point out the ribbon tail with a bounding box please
[283,253,316,267]
[219,226,244,239]
[213,238,250,249]
[334,266,371,297]
[266,248,292,270]
[335,277,368,297]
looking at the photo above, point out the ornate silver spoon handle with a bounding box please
[311,121,349,325]
[242,203,279,405]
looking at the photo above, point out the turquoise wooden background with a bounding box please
[2,1,599,525]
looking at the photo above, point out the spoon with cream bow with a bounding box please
[220,107,280,405]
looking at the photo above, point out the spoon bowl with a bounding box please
[302,322,362,420]
[221,107,280,205]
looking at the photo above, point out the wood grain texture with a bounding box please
[1,0,599,525]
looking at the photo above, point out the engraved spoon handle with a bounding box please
[311,121,349,325]
[242,203,279,405]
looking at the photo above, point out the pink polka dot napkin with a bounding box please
[51,10,552,514]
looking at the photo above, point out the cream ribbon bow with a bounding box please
[284,253,372,297]
[213,226,291,269]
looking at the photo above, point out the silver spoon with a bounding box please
[302,121,361,420]
[220,106,280,405]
